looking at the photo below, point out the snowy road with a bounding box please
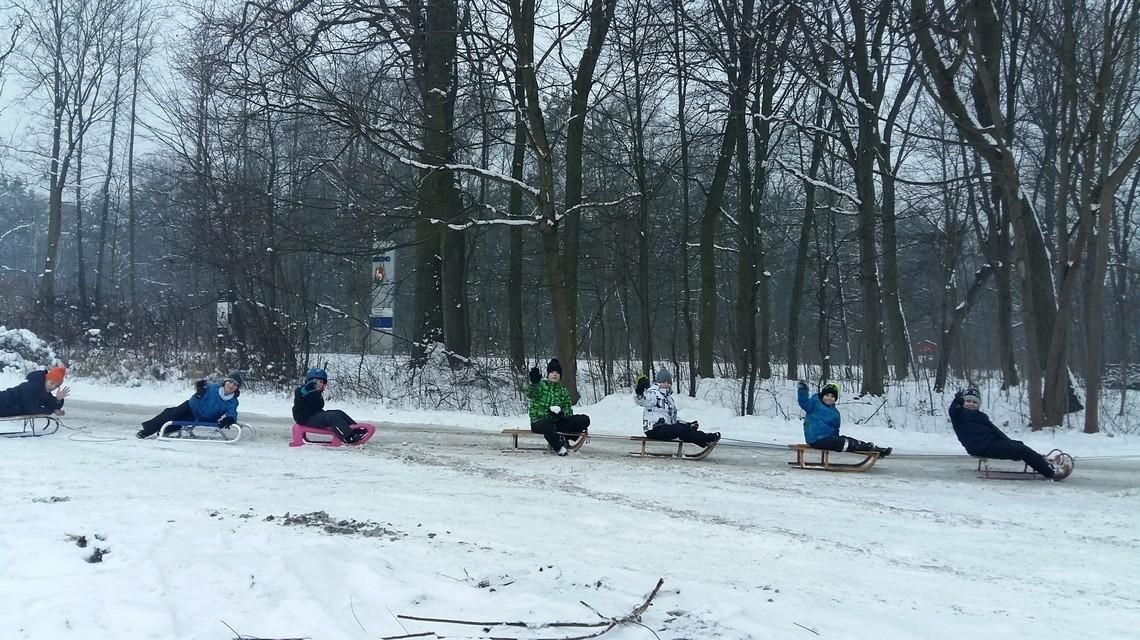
[3,399,1139,639]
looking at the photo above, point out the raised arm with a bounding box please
[796,382,818,414]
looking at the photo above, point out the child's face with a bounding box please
[314,379,327,392]
[46,380,60,391]
[223,380,239,394]
[821,393,837,406]
[963,398,980,410]
[658,380,672,391]
[547,371,561,383]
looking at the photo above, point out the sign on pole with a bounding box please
[370,248,396,351]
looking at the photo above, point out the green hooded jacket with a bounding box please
[526,379,574,424]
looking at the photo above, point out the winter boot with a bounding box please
[343,427,368,444]
[1045,450,1074,480]
[876,447,893,458]
[705,432,721,446]
[135,429,149,439]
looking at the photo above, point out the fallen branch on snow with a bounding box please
[386,577,665,640]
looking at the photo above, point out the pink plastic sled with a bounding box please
[289,422,376,447]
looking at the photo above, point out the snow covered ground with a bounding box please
[3,377,1140,640]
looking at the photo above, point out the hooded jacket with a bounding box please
[187,383,239,422]
[947,395,1005,454]
[636,383,679,430]
[526,379,574,424]
[292,380,325,424]
[0,370,65,417]
[798,386,841,444]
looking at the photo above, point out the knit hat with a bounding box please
[224,371,244,388]
[546,359,562,375]
[45,366,66,385]
[305,368,328,382]
[820,383,839,399]
[962,387,981,404]
[654,367,672,383]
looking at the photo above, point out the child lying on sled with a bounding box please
[0,366,69,417]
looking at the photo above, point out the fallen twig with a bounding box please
[395,577,666,640]
[221,620,310,640]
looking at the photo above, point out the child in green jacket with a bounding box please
[527,358,590,456]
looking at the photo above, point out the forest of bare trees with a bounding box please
[0,0,1137,431]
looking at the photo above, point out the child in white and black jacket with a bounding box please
[635,368,719,447]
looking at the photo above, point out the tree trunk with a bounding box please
[95,43,123,309]
[787,91,829,380]
[849,0,886,396]
[671,0,696,396]
[560,0,617,399]
[507,68,527,376]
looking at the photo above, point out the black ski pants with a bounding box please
[970,435,1055,479]
[809,435,875,453]
[530,414,590,451]
[140,401,195,437]
[645,421,716,447]
[302,410,358,440]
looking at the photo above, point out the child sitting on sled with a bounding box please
[797,380,891,457]
[137,372,243,439]
[527,358,590,456]
[948,388,1073,480]
[0,366,69,417]
[634,368,720,447]
[292,368,368,444]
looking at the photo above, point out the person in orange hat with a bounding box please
[0,366,70,417]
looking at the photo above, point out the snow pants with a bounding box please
[645,421,716,447]
[139,401,194,437]
[809,435,876,453]
[970,436,1055,479]
[530,414,590,451]
[302,410,358,440]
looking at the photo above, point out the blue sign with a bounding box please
[371,317,394,330]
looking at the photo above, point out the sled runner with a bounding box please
[627,436,718,460]
[974,450,1074,480]
[157,420,247,444]
[501,428,589,452]
[289,422,376,447]
[0,414,61,438]
[787,444,880,472]
[974,458,1039,480]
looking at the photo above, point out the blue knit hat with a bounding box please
[654,367,672,383]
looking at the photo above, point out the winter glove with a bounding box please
[635,375,650,396]
[548,405,562,420]
[217,415,237,428]
[302,380,319,394]
[952,391,965,407]
[797,380,809,391]
[528,367,541,385]
[194,379,208,399]
[689,420,700,430]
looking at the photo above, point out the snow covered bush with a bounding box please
[0,326,59,372]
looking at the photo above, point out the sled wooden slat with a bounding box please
[787,444,879,472]
[501,429,589,452]
[628,436,718,460]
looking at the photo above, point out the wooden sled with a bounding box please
[501,428,589,452]
[157,420,248,444]
[974,457,1042,480]
[788,444,879,472]
[0,414,61,438]
[628,436,718,460]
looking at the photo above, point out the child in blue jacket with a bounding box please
[797,381,891,456]
[136,372,243,438]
